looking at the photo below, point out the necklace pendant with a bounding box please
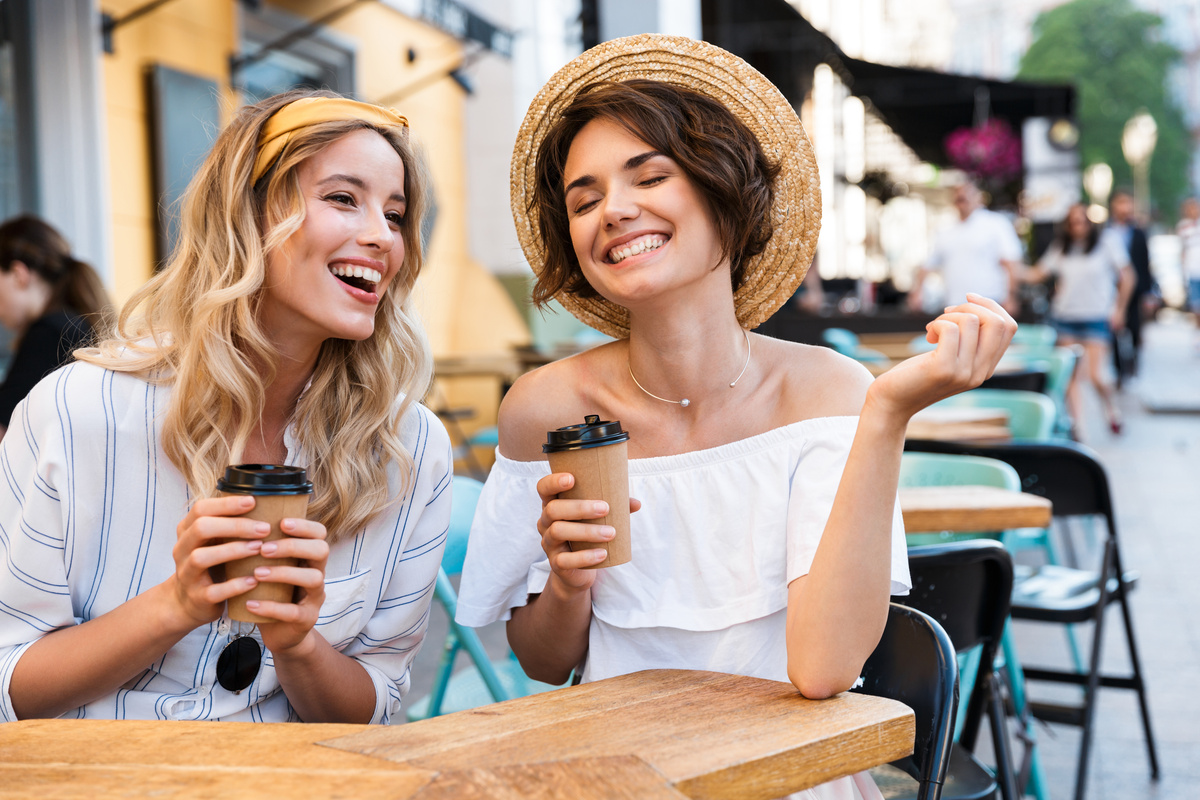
[680,398,690,407]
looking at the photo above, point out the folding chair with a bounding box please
[854,603,959,800]
[902,439,1160,800]
[902,541,1020,800]
[406,476,567,720]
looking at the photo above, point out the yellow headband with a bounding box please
[252,97,409,182]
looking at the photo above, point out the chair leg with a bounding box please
[1113,570,1161,779]
[986,672,1020,800]
[999,626,1048,800]
[1070,542,1117,800]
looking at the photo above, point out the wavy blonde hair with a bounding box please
[79,89,433,542]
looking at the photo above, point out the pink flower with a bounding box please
[945,119,1023,181]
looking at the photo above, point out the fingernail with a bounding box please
[244,577,257,587]
[246,540,262,552]
[593,550,608,562]
[280,519,295,532]
[254,566,270,578]
[559,475,571,488]
[591,501,609,515]
[254,522,270,535]
[245,600,260,609]
[600,526,616,539]
[261,542,278,555]
[240,496,255,507]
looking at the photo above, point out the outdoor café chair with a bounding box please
[901,541,1020,800]
[854,603,958,800]
[900,439,1160,800]
[405,476,567,720]
[928,389,1058,442]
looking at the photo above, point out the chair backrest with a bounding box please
[979,367,1048,393]
[900,451,1022,491]
[903,439,1115,529]
[1011,323,1057,348]
[855,603,959,800]
[935,388,1058,440]
[821,327,860,354]
[904,541,1015,751]
[443,475,484,577]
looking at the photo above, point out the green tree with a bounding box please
[1018,0,1190,221]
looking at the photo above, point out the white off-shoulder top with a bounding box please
[457,416,909,800]
[457,416,910,684]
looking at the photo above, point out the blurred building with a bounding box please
[0,0,529,360]
[948,0,1200,198]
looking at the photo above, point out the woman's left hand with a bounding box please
[1110,307,1127,332]
[247,517,330,655]
[868,293,1017,420]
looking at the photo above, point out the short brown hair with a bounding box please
[530,79,779,308]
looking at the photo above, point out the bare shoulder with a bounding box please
[755,335,875,421]
[497,344,620,461]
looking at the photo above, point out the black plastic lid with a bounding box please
[543,415,630,453]
[216,464,313,495]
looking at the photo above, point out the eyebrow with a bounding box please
[317,174,406,205]
[563,150,666,195]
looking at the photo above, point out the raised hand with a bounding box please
[868,293,1017,420]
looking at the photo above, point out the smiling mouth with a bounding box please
[329,264,381,293]
[606,234,667,264]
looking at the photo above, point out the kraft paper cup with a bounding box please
[215,465,312,624]
[544,416,631,569]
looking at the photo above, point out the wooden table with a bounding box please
[900,485,1053,533]
[0,670,914,800]
[906,406,1011,442]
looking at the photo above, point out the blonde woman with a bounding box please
[0,89,451,723]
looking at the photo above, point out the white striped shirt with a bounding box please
[0,361,452,723]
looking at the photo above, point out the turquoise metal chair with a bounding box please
[899,452,1049,800]
[820,327,890,365]
[933,388,1058,441]
[406,476,567,720]
[1011,323,1057,348]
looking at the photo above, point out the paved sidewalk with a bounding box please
[409,316,1200,799]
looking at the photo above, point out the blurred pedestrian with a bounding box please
[1177,197,1200,339]
[1022,203,1134,434]
[1106,188,1154,384]
[0,215,112,440]
[907,180,1023,314]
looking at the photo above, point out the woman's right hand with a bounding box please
[167,495,273,629]
[536,472,638,592]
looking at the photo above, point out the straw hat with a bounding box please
[510,34,821,339]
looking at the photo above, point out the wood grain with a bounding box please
[321,669,915,800]
[0,719,430,799]
[900,485,1053,533]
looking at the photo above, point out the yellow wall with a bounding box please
[100,1,528,465]
[100,0,238,305]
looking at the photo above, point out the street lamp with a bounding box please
[1122,110,1158,220]
[1083,163,1113,223]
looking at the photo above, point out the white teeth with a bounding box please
[609,235,666,264]
[330,265,382,284]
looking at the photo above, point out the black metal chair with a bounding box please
[979,368,1048,394]
[903,438,1160,800]
[903,541,1020,800]
[854,603,958,800]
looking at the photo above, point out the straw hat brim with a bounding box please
[510,34,821,339]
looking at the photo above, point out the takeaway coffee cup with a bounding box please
[543,415,631,568]
[216,464,313,623]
